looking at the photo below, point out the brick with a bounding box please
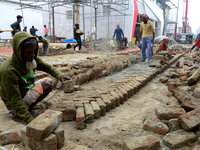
[64,80,74,93]
[120,85,131,98]
[156,108,186,120]
[53,126,65,148]
[168,82,178,92]
[74,85,80,91]
[127,82,137,94]
[178,108,200,131]
[130,81,140,92]
[123,83,135,95]
[164,118,181,132]
[55,81,63,90]
[106,93,115,109]
[131,80,142,90]
[143,118,169,135]
[101,95,111,112]
[117,87,128,102]
[181,95,200,111]
[34,134,57,150]
[26,109,62,140]
[193,145,200,150]
[113,88,124,104]
[163,129,197,149]
[109,90,120,106]
[159,76,168,83]
[57,104,76,122]
[76,107,85,129]
[188,69,200,85]
[20,127,33,147]
[0,129,20,146]
[174,89,190,103]
[25,145,32,150]
[91,101,101,119]
[84,103,94,123]
[96,98,106,116]
[193,87,200,98]
[123,135,160,150]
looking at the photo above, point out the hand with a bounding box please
[152,38,154,43]
[60,75,72,84]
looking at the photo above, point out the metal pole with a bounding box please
[48,0,51,41]
[95,8,97,40]
[108,4,109,38]
[90,0,93,50]
[185,0,188,33]
[73,5,75,38]
[52,7,55,42]
[174,0,180,40]
[20,0,25,28]
[83,4,85,41]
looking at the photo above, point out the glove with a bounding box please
[60,75,72,84]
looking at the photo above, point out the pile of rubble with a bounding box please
[155,55,200,149]
[168,45,189,54]
[149,51,173,68]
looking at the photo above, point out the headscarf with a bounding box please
[140,14,149,19]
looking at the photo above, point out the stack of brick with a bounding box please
[20,109,65,150]
[73,72,156,130]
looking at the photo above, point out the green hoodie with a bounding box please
[0,32,64,124]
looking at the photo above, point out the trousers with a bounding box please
[142,37,153,61]
[116,38,122,51]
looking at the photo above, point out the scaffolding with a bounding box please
[7,0,130,43]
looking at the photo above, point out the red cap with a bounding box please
[117,24,120,27]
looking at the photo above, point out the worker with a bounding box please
[190,33,200,52]
[0,32,71,124]
[138,14,155,63]
[73,24,83,51]
[23,26,27,32]
[10,15,23,36]
[30,26,38,37]
[122,36,128,49]
[154,36,169,53]
[38,36,49,56]
[113,24,124,51]
[44,25,49,38]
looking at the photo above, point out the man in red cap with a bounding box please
[138,14,155,63]
[113,24,124,51]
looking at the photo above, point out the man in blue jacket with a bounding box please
[113,24,124,51]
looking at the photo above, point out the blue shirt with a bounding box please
[113,27,124,39]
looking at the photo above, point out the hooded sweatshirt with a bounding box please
[0,32,64,124]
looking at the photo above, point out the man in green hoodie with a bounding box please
[0,32,71,124]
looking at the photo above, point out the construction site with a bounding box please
[1,0,200,150]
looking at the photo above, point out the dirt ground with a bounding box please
[0,56,192,150]
[0,44,195,149]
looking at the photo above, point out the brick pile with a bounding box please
[21,110,65,150]
[34,55,139,87]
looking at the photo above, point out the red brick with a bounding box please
[178,108,200,131]
[84,103,94,123]
[26,109,62,140]
[120,85,131,98]
[0,129,20,146]
[109,90,120,106]
[123,135,160,150]
[64,80,74,93]
[34,134,57,150]
[163,129,197,149]
[76,107,85,129]
[101,94,111,112]
[53,126,65,148]
[168,82,178,92]
[156,108,186,120]
[117,87,128,103]
[106,93,115,109]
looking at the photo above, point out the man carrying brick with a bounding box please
[0,32,71,124]
[138,14,155,63]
